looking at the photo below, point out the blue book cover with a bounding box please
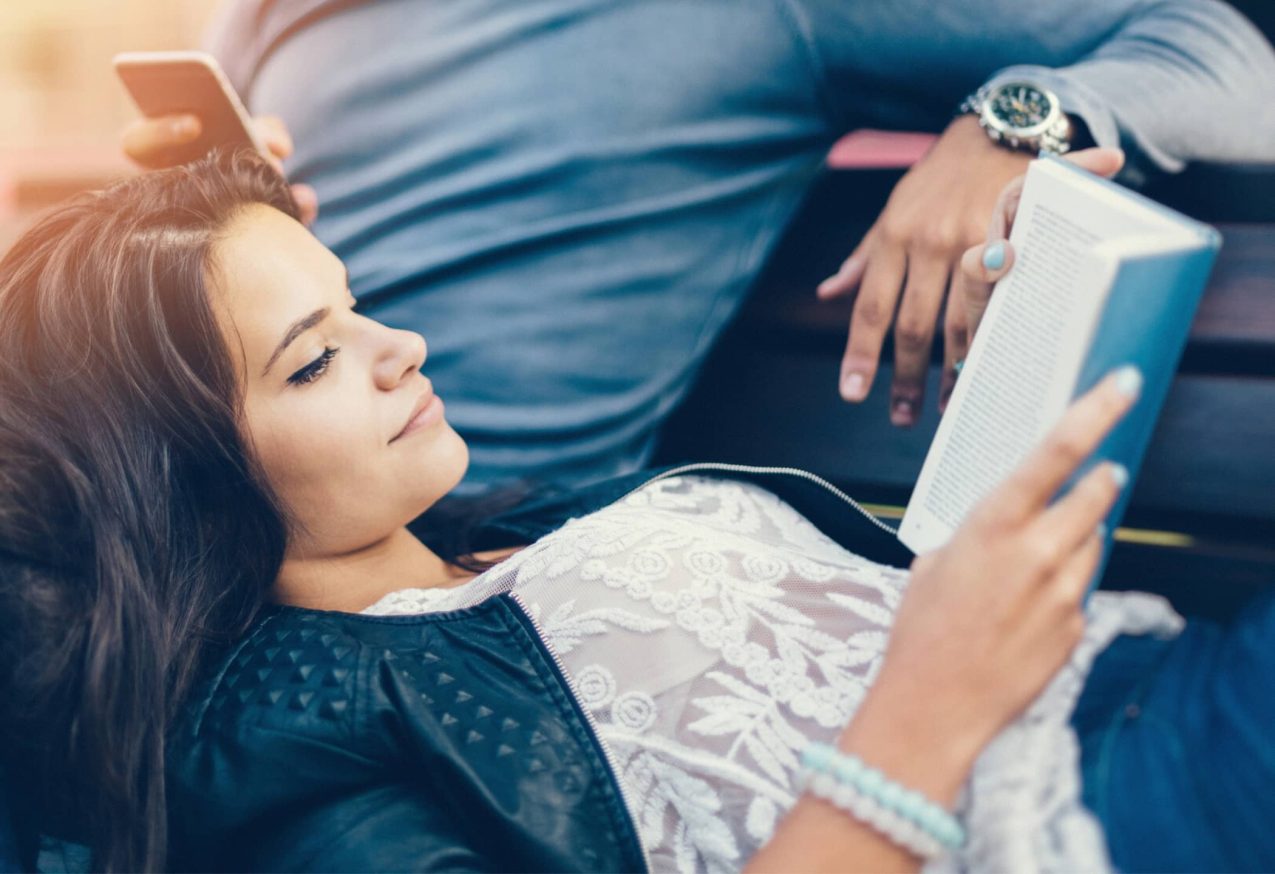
[898,156,1220,564]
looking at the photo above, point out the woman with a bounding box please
[0,149,1144,873]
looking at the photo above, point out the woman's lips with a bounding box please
[391,386,445,443]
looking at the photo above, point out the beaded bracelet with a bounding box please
[801,743,965,859]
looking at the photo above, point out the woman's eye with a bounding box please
[288,346,339,386]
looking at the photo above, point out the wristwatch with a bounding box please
[959,82,1073,155]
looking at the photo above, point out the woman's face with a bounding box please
[209,204,468,558]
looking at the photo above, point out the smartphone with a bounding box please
[113,51,270,165]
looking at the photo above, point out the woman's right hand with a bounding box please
[751,370,1140,873]
[120,113,319,224]
[842,366,1141,803]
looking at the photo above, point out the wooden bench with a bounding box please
[655,156,1275,619]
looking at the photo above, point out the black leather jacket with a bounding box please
[167,466,912,872]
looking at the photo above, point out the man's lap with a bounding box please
[1075,589,1275,871]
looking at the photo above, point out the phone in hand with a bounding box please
[113,50,270,165]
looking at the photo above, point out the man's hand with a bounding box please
[120,113,319,225]
[817,114,1032,425]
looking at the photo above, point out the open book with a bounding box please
[898,156,1220,558]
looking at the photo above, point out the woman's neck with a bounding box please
[272,527,466,613]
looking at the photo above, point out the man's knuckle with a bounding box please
[878,216,911,245]
[855,298,889,329]
[895,320,931,352]
[920,224,958,253]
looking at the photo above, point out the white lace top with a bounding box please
[364,475,1183,874]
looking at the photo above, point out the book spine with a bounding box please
[1071,244,1220,587]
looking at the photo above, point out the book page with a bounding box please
[897,159,1183,555]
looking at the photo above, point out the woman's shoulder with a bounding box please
[171,596,538,748]
[165,597,647,871]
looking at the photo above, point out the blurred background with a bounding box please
[0,0,219,250]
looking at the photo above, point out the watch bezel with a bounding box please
[979,82,1063,138]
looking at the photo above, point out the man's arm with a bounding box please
[795,0,1275,422]
[983,1,1275,178]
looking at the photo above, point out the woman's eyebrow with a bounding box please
[262,307,330,376]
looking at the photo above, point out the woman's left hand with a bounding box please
[943,147,1125,408]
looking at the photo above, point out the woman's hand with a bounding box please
[753,371,1138,874]
[953,148,1124,357]
[845,366,1140,807]
[120,113,319,225]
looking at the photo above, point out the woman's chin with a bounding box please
[441,423,470,489]
[421,421,470,501]
[390,421,470,522]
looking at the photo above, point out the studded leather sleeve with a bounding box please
[167,601,645,872]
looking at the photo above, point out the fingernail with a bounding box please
[842,372,867,401]
[982,241,1006,271]
[891,398,915,426]
[172,116,197,137]
[1114,365,1143,398]
[953,359,965,376]
[1096,522,1108,540]
[1109,464,1129,489]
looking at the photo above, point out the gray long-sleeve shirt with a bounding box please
[209,0,1275,492]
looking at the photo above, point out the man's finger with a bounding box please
[839,242,906,402]
[998,366,1142,519]
[959,240,1015,340]
[889,254,948,426]
[1063,147,1124,179]
[818,226,875,300]
[121,115,202,168]
[939,274,968,413]
[291,184,320,226]
[253,115,295,161]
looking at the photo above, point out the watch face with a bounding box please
[987,83,1055,133]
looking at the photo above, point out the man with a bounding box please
[126,0,1275,494]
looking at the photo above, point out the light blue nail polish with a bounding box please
[1114,365,1143,398]
[1096,522,1108,540]
[1110,464,1129,488]
[982,241,1006,271]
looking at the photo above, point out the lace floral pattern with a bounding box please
[364,475,1183,873]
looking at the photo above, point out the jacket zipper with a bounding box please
[616,462,899,537]
[507,590,655,874]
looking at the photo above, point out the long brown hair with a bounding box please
[0,150,299,870]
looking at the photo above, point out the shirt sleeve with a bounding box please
[982,1,1275,175]
[200,0,261,96]
[785,0,1275,174]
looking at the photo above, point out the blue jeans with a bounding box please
[1073,590,1275,871]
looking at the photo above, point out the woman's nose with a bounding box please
[373,328,427,390]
